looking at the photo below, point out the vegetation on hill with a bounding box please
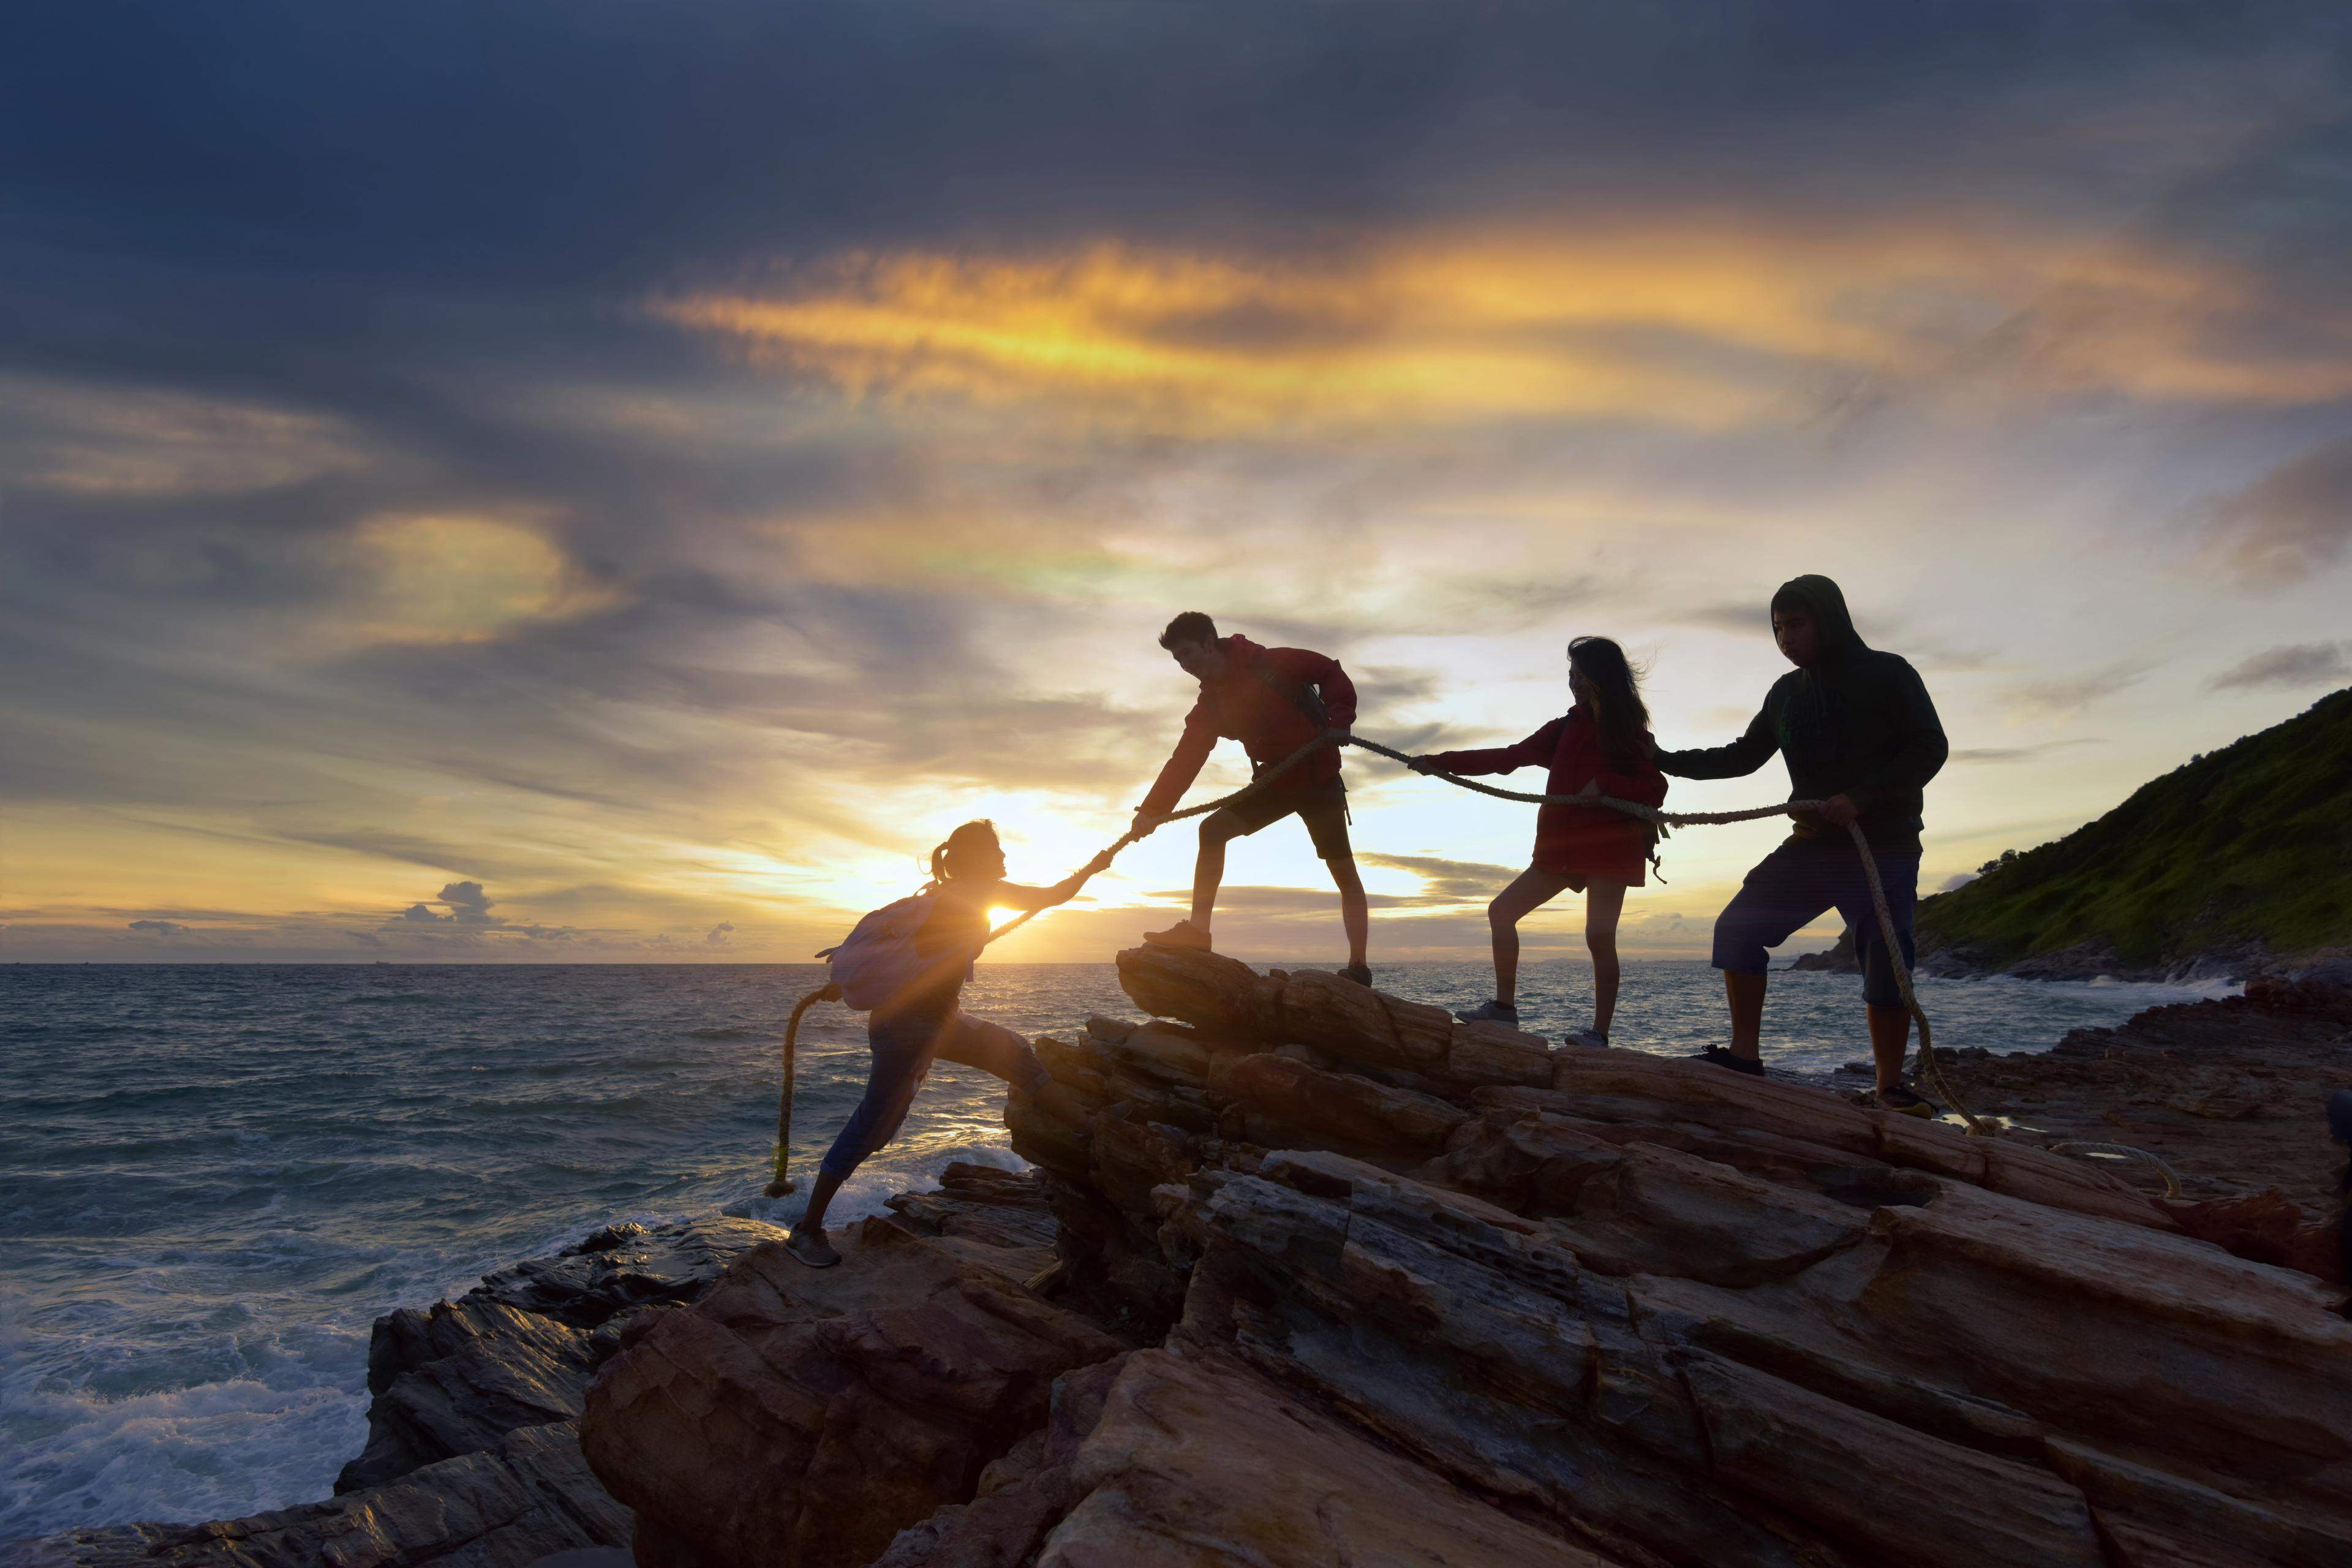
[1915,687,2352,969]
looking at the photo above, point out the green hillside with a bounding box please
[1915,687,2352,969]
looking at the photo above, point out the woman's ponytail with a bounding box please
[925,819,1000,889]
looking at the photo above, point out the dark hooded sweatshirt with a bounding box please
[1656,575,1947,853]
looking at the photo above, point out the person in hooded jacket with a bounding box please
[1658,575,1948,1116]
[1133,611,1371,984]
[1412,636,1666,1047]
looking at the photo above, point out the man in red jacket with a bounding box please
[1131,612,1371,983]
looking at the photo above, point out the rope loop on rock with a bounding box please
[2047,1139,2184,1199]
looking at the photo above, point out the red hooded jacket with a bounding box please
[1425,706,1667,882]
[1140,636,1357,816]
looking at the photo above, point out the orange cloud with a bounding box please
[655,219,2352,435]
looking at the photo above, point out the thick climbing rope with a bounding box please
[767,724,1999,1194]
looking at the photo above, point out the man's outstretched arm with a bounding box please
[1136,705,1218,826]
[1657,707,1778,779]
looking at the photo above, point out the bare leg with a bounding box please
[1725,970,1766,1061]
[1327,853,1370,967]
[1488,867,1576,1007]
[1190,819,1238,932]
[1867,1003,1913,1093]
[1584,880,1627,1034]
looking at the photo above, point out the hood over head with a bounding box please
[1771,574,1866,661]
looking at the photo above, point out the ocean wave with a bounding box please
[685,1025,772,1041]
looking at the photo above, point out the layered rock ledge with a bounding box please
[576,948,2352,1568]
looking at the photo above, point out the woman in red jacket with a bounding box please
[1413,637,1666,1044]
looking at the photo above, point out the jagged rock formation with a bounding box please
[19,1217,777,1568]
[579,948,2352,1567]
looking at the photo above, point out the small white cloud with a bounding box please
[705,921,734,948]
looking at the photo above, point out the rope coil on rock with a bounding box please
[768,725,2005,1194]
[2047,1140,2184,1199]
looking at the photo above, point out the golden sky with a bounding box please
[5,5,2351,964]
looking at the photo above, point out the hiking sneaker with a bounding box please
[1563,1027,1609,1049]
[1339,963,1373,987]
[1875,1083,1939,1119]
[1691,1046,1766,1077]
[785,1225,840,1268]
[1455,999,1519,1025]
[1144,919,1213,951]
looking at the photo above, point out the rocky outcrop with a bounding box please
[573,946,2352,1568]
[18,1422,630,1568]
[335,1216,777,1494]
[17,1218,777,1568]
[579,1219,1122,1568]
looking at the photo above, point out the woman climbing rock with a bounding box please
[786,821,1110,1267]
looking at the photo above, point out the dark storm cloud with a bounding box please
[18,2,2323,293]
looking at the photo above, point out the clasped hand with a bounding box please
[1810,794,1860,828]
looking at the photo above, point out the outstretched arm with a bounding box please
[1136,704,1217,823]
[1657,706,1777,780]
[996,850,1118,913]
[1416,719,1563,778]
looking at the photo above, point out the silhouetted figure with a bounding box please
[1133,612,1371,984]
[1657,575,1948,1115]
[786,821,1107,1267]
[1414,636,1665,1046]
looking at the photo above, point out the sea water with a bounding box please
[0,959,2234,1538]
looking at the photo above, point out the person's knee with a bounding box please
[1711,914,1771,973]
[1586,927,1617,956]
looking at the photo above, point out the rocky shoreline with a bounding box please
[1787,924,2312,984]
[18,952,2352,1568]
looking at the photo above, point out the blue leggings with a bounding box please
[818,1008,1049,1182]
[1712,840,1920,1009]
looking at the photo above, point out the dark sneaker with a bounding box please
[1455,999,1519,1024]
[1562,1027,1608,1049]
[785,1226,841,1268]
[1875,1083,1939,1119]
[1339,963,1373,987]
[1144,919,1213,951]
[1691,1046,1766,1077]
